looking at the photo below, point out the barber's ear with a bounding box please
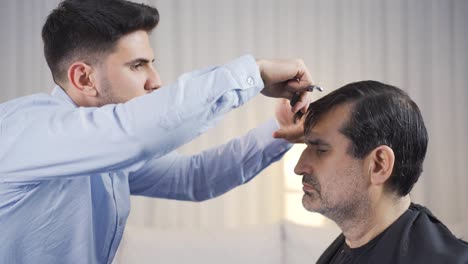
[366,145,395,186]
[68,62,98,97]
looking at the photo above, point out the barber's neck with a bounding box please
[339,193,410,249]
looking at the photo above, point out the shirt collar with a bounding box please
[51,85,78,108]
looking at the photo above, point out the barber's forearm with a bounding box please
[129,119,291,201]
[187,119,291,201]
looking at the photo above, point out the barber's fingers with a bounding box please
[272,126,305,144]
[291,91,312,114]
[257,58,314,97]
[286,62,314,92]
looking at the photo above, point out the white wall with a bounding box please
[1,0,467,236]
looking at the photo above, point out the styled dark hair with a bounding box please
[42,0,159,84]
[305,80,428,196]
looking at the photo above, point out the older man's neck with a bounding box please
[340,195,411,249]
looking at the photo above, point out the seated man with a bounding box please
[293,80,468,263]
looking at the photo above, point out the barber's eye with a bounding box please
[132,63,142,70]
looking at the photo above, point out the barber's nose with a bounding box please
[145,68,162,91]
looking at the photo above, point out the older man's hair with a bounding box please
[305,80,428,196]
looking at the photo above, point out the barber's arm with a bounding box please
[128,98,306,200]
[0,55,312,182]
[128,119,290,201]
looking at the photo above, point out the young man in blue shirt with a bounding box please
[0,0,317,263]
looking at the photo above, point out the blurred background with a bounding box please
[1,0,467,240]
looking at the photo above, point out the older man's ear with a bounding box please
[366,145,395,186]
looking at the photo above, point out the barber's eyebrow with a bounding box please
[125,58,155,65]
[306,138,331,147]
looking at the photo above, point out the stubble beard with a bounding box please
[304,166,371,227]
[98,74,124,106]
[319,189,371,227]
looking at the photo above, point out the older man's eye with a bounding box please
[316,149,328,156]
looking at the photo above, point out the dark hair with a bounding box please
[42,0,159,84]
[305,80,428,196]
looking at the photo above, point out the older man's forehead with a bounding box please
[307,104,352,132]
[304,135,332,147]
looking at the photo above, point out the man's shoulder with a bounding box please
[382,203,468,262]
[408,203,466,242]
[0,93,68,118]
[406,203,468,256]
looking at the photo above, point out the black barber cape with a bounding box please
[317,203,468,264]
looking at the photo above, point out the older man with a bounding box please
[294,80,468,263]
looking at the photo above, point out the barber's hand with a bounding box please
[257,58,313,113]
[272,99,306,143]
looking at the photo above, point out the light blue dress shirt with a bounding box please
[0,55,291,264]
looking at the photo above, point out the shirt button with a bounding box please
[246,76,255,86]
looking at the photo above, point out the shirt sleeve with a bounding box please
[0,55,264,182]
[128,119,292,201]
